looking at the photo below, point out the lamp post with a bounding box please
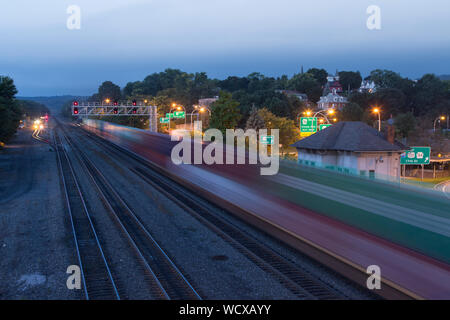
[433,116,446,133]
[189,105,211,130]
[169,103,186,129]
[372,107,381,131]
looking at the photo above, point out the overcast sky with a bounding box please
[1,0,449,96]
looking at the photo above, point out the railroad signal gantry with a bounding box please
[72,101,158,132]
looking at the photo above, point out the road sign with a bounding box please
[260,135,274,145]
[166,113,174,119]
[160,117,170,124]
[300,117,317,133]
[319,124,332,131]
[173,111,186,118]
[400,147,431,165]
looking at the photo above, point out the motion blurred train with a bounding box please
[81,119,450,299]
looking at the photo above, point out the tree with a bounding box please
[97,81,122,101]
[369,69,405,89]
[209,91,242,134]
[412,74,448,116]
[371,88,407,116]
[245,106,265,131]
[258,108,300,152]
[307,68,328,86]
[341,102,364,121]
[338,71,362,92]
[288,73,322,103]
[0,76,21,143]
[395,113,416,138]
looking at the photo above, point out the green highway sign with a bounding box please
[160,117,170,124]
[319,124,332,131]
[300,117,317,133]
[260,135,274,145]
[400,147,431,165]
[173,111,186,118]
[166,113,174,119]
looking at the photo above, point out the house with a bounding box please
[358,80,377,93]
[317,89,348,110]
[198,96,219,107]
[291,121,407,179]
[323,74,343,94]
[276,90,309,103]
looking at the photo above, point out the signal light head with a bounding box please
[73,101,79,106]
[114,101,118,106]
[113,107,118,114]
[132,108,137,114]
[73,108,79,114]
[132,100,137,106]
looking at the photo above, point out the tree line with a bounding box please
[0,76,50,144]
[76,68,449,148]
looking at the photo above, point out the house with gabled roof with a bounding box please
[291,121,408,179]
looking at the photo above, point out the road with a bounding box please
[435,180,450,199]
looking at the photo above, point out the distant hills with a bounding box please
[438,75,450,80]
[17,95,88,113]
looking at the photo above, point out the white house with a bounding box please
[358,80,377,93]
[317,89,348,111]
[291,122,407,180]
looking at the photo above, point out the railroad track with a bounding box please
[54,130,120,300]
[77,125,348,300]
[58,122,201,300]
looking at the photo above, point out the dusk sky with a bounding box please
[1,0,449,96]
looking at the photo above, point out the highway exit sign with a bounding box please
[166,113,174,119]
[300,117,317,133]
[400,147,431,165]
[260,135,274,145]
[173,111,185,118]
[319,124,332,131]
[160,117,169,124]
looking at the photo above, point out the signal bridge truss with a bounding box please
[72,103,158,132]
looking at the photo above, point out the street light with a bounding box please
[434,116,446,132]
[169,103,186,128]
[372,107,381,131]
[189,106,211,130]
[105,98,111,104]
[296,109,334,125]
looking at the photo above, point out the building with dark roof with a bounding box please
[291,121,408,179]
[276,90,309,103]
[317,89,348,110]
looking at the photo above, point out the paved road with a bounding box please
[435,180,450,199]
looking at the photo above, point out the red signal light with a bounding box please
[73,101,79,106]
[113,107,118,114]
[132,100,137,106]
[132,108,137,114]
[113,101,118,106]
[73,108,79,114]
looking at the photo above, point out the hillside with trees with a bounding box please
[72,68,449,153]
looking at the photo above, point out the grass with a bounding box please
[404,176,450,187]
